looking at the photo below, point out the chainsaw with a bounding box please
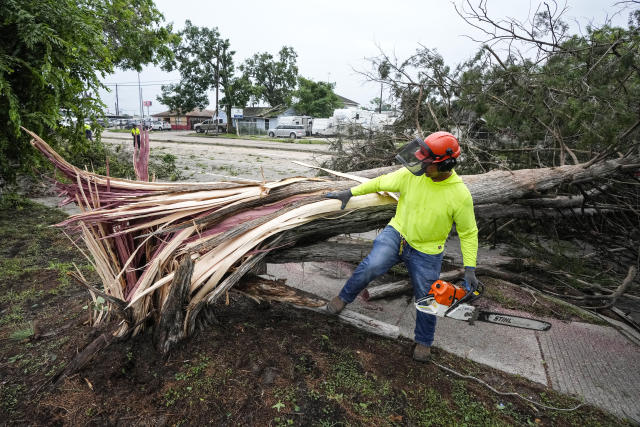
[415,280,551,331]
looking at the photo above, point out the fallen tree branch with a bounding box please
[237,277,400,339]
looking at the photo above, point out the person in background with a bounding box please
[131,125,141,149]
[84,123,93,142]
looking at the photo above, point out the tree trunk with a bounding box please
[153,257,194,355]
[27,126,639,348]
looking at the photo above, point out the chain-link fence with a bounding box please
[237,122,267,136]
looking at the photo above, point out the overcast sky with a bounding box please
[99,0,629,117]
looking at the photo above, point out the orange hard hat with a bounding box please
[416,131,461,163]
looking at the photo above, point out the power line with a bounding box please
[102,79,179,86]
[102,82,180,87]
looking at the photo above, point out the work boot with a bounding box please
[326,296,345,315]
[413,344,431,362]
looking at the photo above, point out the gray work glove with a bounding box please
[325,189,353,210]
[464,266,479,292]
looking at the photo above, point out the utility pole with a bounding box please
[214,54,219,134]
[115,84,120,116]
[137,72,143,119]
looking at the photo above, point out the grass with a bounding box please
[9,324,34,341]
[211,165,240,176]
[0,195,95,328]
[0,196,99,420]
[163,354,233,408]
[60,139,184,181]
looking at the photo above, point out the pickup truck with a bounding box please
[194,119,226,133]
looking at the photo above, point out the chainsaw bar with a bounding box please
[474,311,551,331]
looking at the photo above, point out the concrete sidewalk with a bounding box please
[268,261,640,423]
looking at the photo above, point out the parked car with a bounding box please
[125,120,141,130]
[268,125,305,139]
[162,121,172,131]
[150,121,165,131]
[194,118,225,133]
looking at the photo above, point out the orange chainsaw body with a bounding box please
[428,280,467,306]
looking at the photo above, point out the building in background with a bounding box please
[152,108,217,130]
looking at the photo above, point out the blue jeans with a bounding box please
[339,225,443,346]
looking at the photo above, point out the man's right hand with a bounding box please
[325,189,353,210]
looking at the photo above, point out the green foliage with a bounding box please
[0,0,174,182]
[10,324,34,341]
[59,140,182,181]
[157,82,209,118]
[368,97,393,112]
[457,12,640,169]
[321,131,398,172]
[242,46,298,107]
[364,6,640,173]
[293,77,343,117]
[162,21,253,132]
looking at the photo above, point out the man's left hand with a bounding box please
[464,267,478,292]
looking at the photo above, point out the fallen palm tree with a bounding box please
[25,129,639,353]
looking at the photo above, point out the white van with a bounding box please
[268,125,306,139]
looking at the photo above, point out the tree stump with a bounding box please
[153,257,194,355]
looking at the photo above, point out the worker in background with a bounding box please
[324,131,479,362]
[84,123,93,142]
[131,125,141,149]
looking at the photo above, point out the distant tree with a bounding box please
[156,82,208,128]
[217,40,254,132]
[368,97,393,112]
[242,47,298,107]
[0,0,174,182]
[163,21,253,132]
[292,77,343,117]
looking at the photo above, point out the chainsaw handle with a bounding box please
[444,280,484,316]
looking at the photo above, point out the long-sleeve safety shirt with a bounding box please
[350,168,479,267]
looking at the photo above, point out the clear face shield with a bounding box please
[395,138,434,176]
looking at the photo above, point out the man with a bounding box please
[84,123,93,142]
[324,131,478,362]
[131,124,141,149]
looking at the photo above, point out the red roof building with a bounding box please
[152,108,217,130]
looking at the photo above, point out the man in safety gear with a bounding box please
[84,123,93,142]
[324,131,478,362]
[131,125,141,149]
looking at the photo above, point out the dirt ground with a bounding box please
[0,195,626,426]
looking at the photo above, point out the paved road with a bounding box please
[102,130,332,154]
[101,130,331,182]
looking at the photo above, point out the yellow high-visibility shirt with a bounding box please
[350,168,478,267]
[131,127,140,135]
